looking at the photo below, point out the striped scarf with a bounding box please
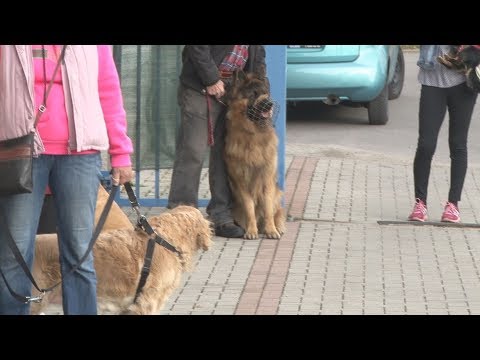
[218,45,249,72]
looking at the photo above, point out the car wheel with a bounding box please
[368,85,388,125]
[388,48,405,100]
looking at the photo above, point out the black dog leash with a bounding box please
[123,182,183,303]
[0,184,119,304]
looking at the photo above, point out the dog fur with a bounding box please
[31,205,212,315]
[95,185,134,231]
[224,72,286,240]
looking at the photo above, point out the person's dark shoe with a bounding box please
[215,222,245,238]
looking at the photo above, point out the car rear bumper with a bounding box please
[286,46,389,102]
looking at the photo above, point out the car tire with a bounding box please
[368,85,389,125]
[388,48,405,100]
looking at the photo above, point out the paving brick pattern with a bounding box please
[43,150,480,315]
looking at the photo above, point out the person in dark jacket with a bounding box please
[167,45,268,238]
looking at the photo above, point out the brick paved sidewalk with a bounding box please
[43,151,480,315]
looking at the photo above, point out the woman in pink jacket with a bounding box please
[0,45,134,315]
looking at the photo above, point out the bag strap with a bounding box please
[0,185,119,304]
[33,45,67,128]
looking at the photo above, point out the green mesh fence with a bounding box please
[113,45,183,170]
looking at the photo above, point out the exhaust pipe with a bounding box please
[323,94,341,105]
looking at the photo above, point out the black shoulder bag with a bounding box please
[0,45,67,196]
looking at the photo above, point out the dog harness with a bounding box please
[123,182,184,304]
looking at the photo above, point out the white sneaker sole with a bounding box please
[441,218,460,223]
[408,216,428,222]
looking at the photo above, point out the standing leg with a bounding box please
[207,105,231,224]
[207,102,245,238]
[49,153,101,315]
[0,156,51,314]
[168,85,210,209]
[446,83,477,203]
[413,85,448,203]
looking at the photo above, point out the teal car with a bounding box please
[287,45,405,125]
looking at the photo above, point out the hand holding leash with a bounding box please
[206,80,225,99]
[111,166,134,186]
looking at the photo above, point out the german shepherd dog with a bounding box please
[437,45,480,92]
[224,72,286,240]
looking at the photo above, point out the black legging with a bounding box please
[414,83,477,205]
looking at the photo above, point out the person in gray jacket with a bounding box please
[168,45,268,238]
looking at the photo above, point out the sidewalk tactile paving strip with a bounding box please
[278,221,480,315]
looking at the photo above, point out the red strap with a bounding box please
[205,94,214,146]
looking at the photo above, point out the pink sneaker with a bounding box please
[441,202,460,223]
[408,199,428,222]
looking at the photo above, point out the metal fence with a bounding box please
[111,45,286,207]
[112,45,184,206]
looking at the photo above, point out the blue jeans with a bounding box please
[0,153,102,315]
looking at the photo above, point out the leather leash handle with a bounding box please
[0,185,119,304]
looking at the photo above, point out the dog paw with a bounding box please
[264,229,282,239]
[276,225,286,236]
[244,231,259,240]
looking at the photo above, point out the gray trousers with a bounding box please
[168,84,234,226]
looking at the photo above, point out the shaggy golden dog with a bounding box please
[95,185,134,231]
[31,205,212,315]
[224,72,286,240]
[29,185,132,313]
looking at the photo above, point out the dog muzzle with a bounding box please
[247,98,279,128]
